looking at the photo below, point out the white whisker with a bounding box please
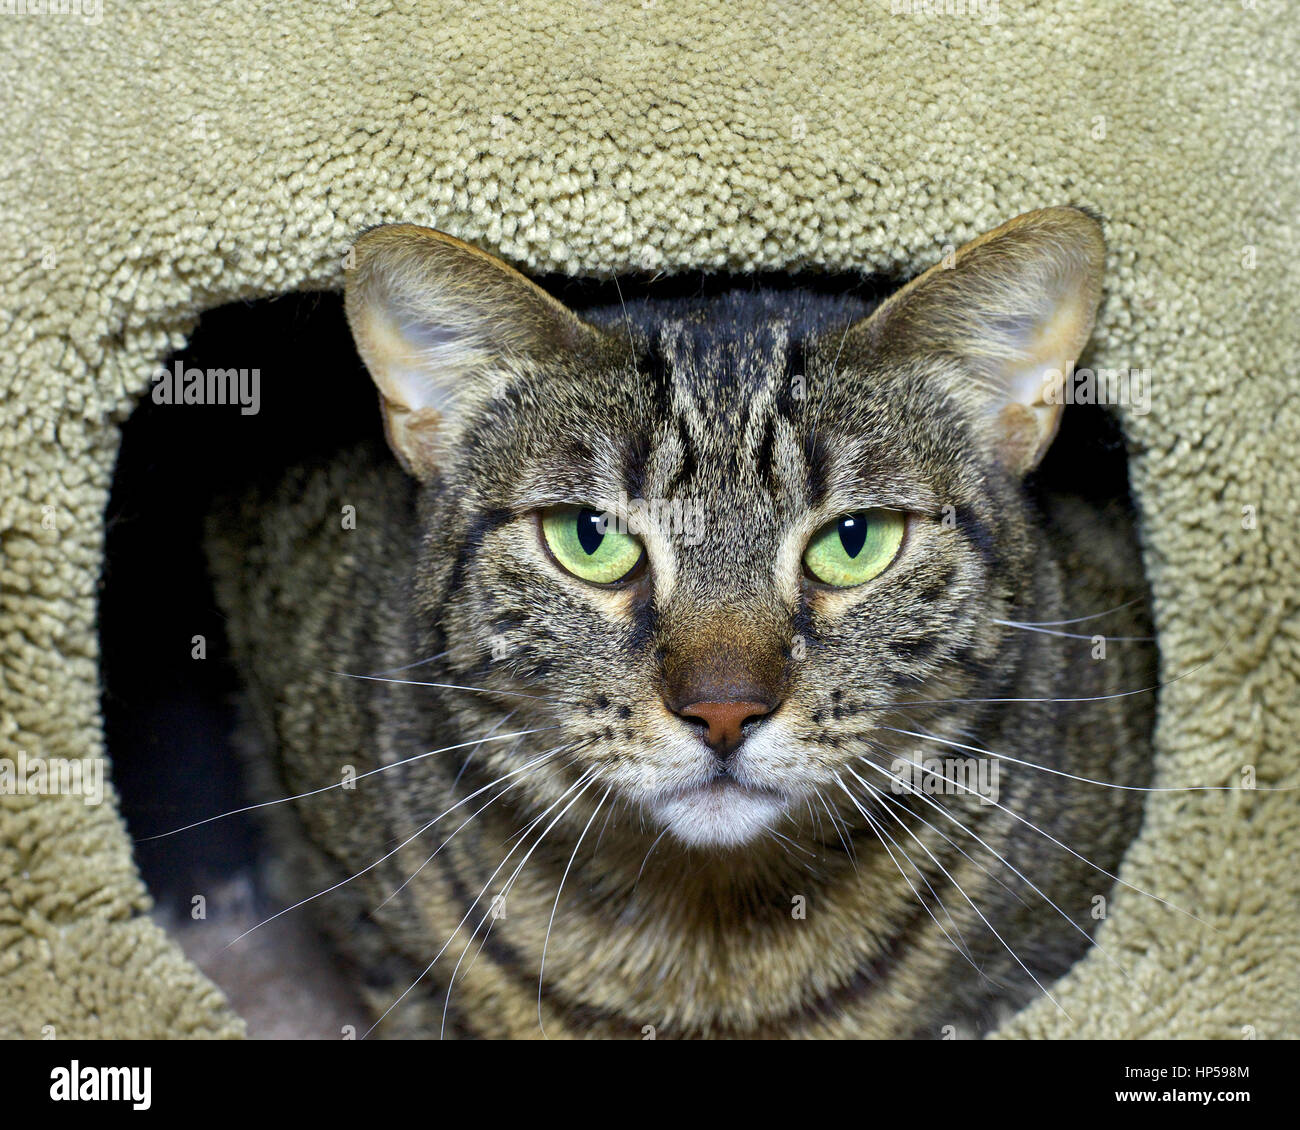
[878,722,1296,794]
[865,760,1033,914]
[1002,599,1142,627]
[362,649,451,677]
[858,639,1233,714]
[841,765,1071,1018]
[137,725,561,842]
[221,748,561,949]
[440,771,598,1039]
[362,767,594,1038]
[631,825,673,893]
[812,786,857,867]
[855,744,1202,949]
[452,709,517,787]
[993,619,1154,641]
[330,669,553,701]
[538,783,612,1037]
[376,748,562,910]
[835,775,978,970]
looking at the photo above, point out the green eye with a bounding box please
[803,510,906,588]
[541,506,645,585]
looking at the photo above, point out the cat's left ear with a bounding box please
[852,207,1106,474]
[344,224,604,479]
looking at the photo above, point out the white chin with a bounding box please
[652,781,787,848]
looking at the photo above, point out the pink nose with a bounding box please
[676,700,773,758]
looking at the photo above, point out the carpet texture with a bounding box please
[1,0,1295,1038]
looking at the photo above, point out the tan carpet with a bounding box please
[1,0,1295,1038]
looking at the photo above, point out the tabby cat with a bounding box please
[206,206,1154,1038]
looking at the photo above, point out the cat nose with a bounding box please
[675,700,774,758]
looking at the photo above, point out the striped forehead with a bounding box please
[639,319,809,503]
[524,287,883,569]
[654,317,795,406]
[616,321,822,597]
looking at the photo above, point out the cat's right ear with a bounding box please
[344,224,601,479]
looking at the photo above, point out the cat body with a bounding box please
[207,209,1154,1038]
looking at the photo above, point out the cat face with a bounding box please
[345,209,1106,849]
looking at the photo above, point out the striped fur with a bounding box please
[207,210,1153,1038]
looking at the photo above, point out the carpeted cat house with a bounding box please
[1,1,1296,1039]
